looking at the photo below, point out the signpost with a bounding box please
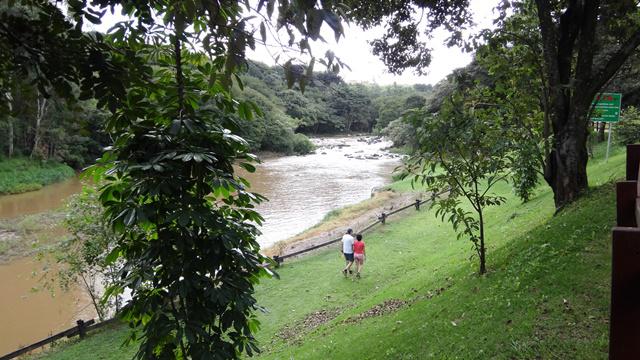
[590,93,622,162]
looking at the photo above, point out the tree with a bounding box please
[618,106,640,145]
[346,0,640,209]
[2,1,348,358]
[404,91,515,274]
[42,186,122,321]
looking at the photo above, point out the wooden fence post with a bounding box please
[272,255,281,267]
[609,144,640,359]
[610,227,640,359]
[76,320,86,339]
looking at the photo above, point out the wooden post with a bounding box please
[626,144,640,181]
[415,199,420,210]
[610,227,640,359]
[76,320,86,339]
[272,255,281,267]
[617,181,638,227]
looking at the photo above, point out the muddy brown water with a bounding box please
[240,136,402,247]
[0,258,95,355]
[0,136,401,354]
[0,177,93,355]
[0,177,83,219]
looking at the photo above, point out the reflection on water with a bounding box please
[240,136,402,247]
[0,177,83,219]
[0,257,95,355]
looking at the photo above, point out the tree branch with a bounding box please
[588,29,640,97]
[574,0,599,93]
[438,152,479,213]
[534,0,561,88]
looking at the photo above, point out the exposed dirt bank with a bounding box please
[262,189,427,258]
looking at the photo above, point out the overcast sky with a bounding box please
[247,1,499,86]
[93,1,499,86]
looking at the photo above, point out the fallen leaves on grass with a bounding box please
[343,299,410,324]
[276,308,342,344]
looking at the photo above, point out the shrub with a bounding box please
[0,158,75,194]
[291,133,315,154]
[617,106,640,145]
[383,117,417,149]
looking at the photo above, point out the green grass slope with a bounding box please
[32,144,624,360]
[0,158,75,195]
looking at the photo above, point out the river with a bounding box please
[0,135,401,354]
[242,136,401,247]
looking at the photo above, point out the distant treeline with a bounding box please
[0,60,438,165]
[0,82,109,169]
[6,57,640,169]
[231,61,435,154]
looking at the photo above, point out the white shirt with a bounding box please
[342,234,354,254]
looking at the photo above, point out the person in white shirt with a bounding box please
[341,228,355,276]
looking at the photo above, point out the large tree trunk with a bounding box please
[535,0,640,209]
[544,112,590,209]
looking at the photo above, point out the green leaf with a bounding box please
[105,247,121,265]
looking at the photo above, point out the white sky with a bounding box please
[247,0,499,85]
[91,0,499,86]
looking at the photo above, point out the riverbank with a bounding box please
[29,143,624,359]
[263,189,425,258]
[0,158,75,195]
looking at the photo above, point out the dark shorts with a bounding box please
[344,253,354,262]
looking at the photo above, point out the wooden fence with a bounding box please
[0,318,119,360]
[2,190,446,358]
[610,144,640,359]
[272,189,448,264]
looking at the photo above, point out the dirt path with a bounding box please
[263,189,428,258]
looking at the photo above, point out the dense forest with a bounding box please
[0,60,436,165]
[4,55,640,171]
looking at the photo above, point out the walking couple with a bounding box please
[341,228,366,278]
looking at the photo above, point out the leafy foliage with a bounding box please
[618,106,640,145]
[2,0,355,358]
[0,157,75,194]
[43,186,121,320]
[404,91,516,274]
[346,0,640,209]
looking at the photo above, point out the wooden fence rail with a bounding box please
[273,189,448,264]
[610,143,640,359]
[2,190,447,358]
[0,318,119,360]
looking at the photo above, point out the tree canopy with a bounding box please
[348,0,640,209]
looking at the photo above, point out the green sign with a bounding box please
[591,92,622,122]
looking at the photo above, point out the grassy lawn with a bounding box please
[32,143,624,359]
[0,158,75,195]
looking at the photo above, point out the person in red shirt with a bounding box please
[353,234,366,278]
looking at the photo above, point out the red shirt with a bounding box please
[353,241,365,254]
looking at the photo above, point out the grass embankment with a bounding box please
[33,143,624,360]
[0,158,75,195]
[265,189,423,257]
